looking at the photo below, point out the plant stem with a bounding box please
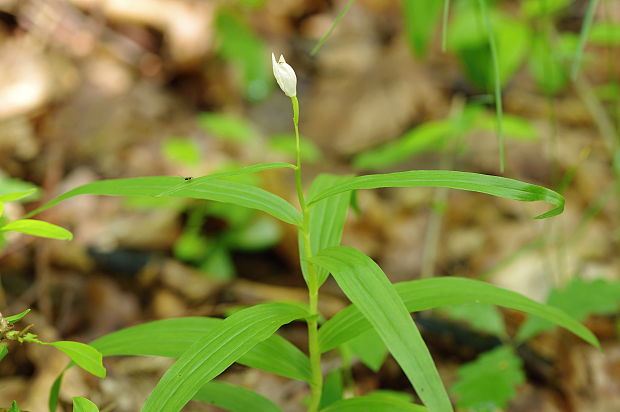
[290,96,323,411]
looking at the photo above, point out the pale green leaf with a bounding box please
[0,189,38,203]
[43,341,105,378]
[589,22,620,46]
[307,170,564,219]
[141,303,308,412]
[8,401,21,412]
[300,174,351,286]
[162,138,201,167]
[193,381,283,412]
[319,277,599,353]
[26,173,301,227]
[451,346,524,411]
[90,317,311,382]
[72,397,99,412]
[1,219,72,240]
[312,246,452,412]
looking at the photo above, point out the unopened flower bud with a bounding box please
[272,53,297,97]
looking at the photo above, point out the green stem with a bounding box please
[290,96,323,411]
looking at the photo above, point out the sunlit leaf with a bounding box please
[72,397,99,412]
[194,381,283,412]
[90,317,311,382]
[319,277,599,353]
[0,219,72,240]
[312,246,453,412]
[162,137,201,167]
[0,189,38,203]
[42,341,105,378]
[142,303,308,411]
[589,22,620,46]
[451,346,524,411]
[198,112,257,142]
[308,170,564,219]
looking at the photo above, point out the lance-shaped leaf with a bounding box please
[307,170,564,219]
[312,246,453,412]
[141,302,308,412]
[90,317,311,382]
[299,174,351,286]
[194,381,283,412]
[319,277,599,353]
[321,394,428,412]
[0,219,73,240]
[40,341,105,378]
[26,171,301,227]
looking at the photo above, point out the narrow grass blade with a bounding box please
[0,219,72,240]
[141,303,308,412]
[478,0,505,172]
[72,397,99,412]
[0,189,37,203]
[319,277,599,353]
[26,175,302,227]
[571,0,600,79]
[90,317,311,382]
[442,0,451,52]
[299,174,351,285]
[307,170,564,219]
[311,0,356,55]
[321,395,427,412]
[194,381,283,412]
[312,246,453,412]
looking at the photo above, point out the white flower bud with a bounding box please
[272,53,297,97]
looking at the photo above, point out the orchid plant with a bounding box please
[18,53,598,412]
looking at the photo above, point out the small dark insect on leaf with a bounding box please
[184,177,193,181]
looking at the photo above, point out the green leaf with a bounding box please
[162,137,201,167]
[352,121,456,171]
[311,247,452,412]
[5,309,31,324]
[402,0,443,56]
[347,328,388,372]
[26,173,302,227]
[321,394,428,412]
[300,174,351,286]
[48,370,66,412]
[529,35,569,95]
[90,317,311,382]
[589,22,620,46]
[517,277,620,341]
[0,219,73,240]
[8,401,21,412]
[571,0,599,79]
[476,114,539,141]
[42,341,105,379]
[215,12,272,101]
[307,170,564,219]
[141,303,308,412]
[0,189,38,203]
[438,303,506,337]
[451,346,524,411]
[0,344,7,362]
[319,277,599,353]
[194,381,283,412]
[198,112,257,142]
[72,397,99,412]
[319,369,344,409]
[522,0,572,17]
